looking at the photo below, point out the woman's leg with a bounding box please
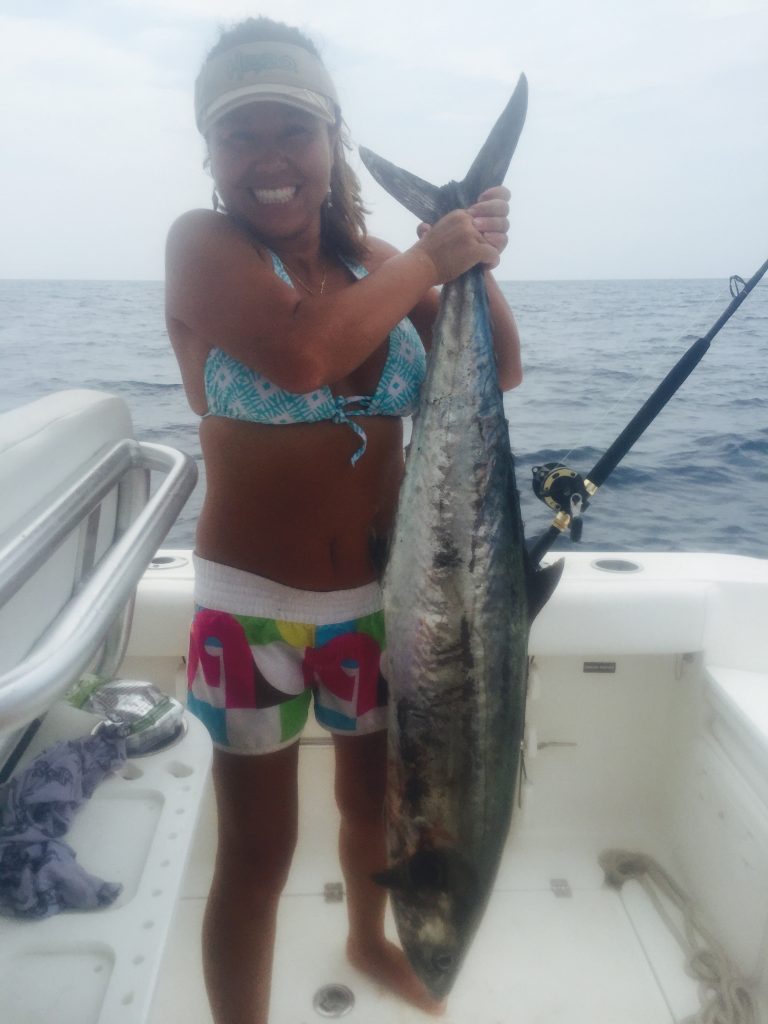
[202,743,300,1024]
[333,731,445,1016]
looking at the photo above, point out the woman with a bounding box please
[166,16,522,1023]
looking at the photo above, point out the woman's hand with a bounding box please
[413,186,511,282]
[413,209,500,283]
[467,186,510,257]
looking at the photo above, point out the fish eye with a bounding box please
[432,951,454,973]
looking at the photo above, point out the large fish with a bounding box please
[360,75,562,999]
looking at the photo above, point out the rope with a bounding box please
[600,850,757,1024]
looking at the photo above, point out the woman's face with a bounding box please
[208,101,335,246]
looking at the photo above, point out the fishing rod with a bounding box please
[528,254,768,565]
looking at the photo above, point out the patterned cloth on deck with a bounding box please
[0,731,126,918]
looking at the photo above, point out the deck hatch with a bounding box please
[323,882,344,903]
[550,878,573,898]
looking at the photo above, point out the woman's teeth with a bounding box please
[250,187,297,205]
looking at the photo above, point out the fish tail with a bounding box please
[356,148,443,224]
[462,73,528,202]
[358,73,528,219]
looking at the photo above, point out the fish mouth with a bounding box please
[248,185,298,205]
[408,944,459,1000]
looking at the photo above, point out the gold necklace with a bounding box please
[283,262,327,296]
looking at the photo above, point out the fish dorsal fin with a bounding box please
[461,73,528,201]
[525,554,564,622]
[358,72,528,220]
[370,861,409,891]
[357,147,443,224]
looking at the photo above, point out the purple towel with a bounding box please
[0,731,126,918]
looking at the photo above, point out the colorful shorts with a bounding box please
[186,556,389,755]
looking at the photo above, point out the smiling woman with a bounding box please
[163,14,522,1024]
[206,102,338,257]
[208,102,336,244]
[195,19,368,264]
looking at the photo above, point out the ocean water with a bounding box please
[0,277,766,558]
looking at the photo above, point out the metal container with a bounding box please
[83,679,186,756]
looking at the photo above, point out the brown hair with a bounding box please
[203,17,369,262]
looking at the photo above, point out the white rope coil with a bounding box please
[600,850,757,1024]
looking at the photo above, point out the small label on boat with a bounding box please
[583,661,616,674]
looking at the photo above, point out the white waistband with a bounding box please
[192,555,383,624]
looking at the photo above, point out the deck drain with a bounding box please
[313,984,355,1018]
[149,554,189,570]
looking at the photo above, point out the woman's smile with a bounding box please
[248,185,298,205]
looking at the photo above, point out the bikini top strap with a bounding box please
[268,250,368,286]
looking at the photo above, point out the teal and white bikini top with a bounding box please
[203,251,427,465]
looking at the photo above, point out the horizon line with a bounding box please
[0,275,737,285]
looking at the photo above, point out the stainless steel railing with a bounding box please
[0,439,197,732]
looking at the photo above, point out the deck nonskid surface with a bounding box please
[149,745,696,1023]
[151,887,679,1024]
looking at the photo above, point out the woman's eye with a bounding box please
[213,128,257,148]
[283,125,310,139]
[213,122,316,152]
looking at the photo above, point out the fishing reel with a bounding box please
[531,463,593,542]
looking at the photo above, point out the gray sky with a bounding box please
[2,0,767,281]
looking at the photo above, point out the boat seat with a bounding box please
[705,664,768,796]
[706,667,768,745]
[0,390,213,1024]
[0,389,198,767]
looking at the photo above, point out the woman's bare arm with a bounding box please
[165,208,497,393]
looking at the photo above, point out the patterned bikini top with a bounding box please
[203,251,427,464]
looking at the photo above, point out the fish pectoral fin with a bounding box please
[358,147,443,225]
[371,863,410,891]
[409,848,464,892]
[371,849,458,893]
[525,555,564,622]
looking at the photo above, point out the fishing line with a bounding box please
[528,253,768,560]
[549,278,740,473]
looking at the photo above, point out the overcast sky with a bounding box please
[2,0,767,281]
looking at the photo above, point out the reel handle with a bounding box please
[531,463,594,542]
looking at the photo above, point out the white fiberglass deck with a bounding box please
[5,395,766,1022]
[6,541,768,1022]
[148,744,700,1024]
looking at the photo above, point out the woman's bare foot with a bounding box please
[347,937,447,1016]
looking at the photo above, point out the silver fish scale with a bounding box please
[382,266,529,992]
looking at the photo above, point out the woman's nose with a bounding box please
[250,143,287,169]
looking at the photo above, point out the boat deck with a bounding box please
[148,744,700,1024]
[4,393,767,1023]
